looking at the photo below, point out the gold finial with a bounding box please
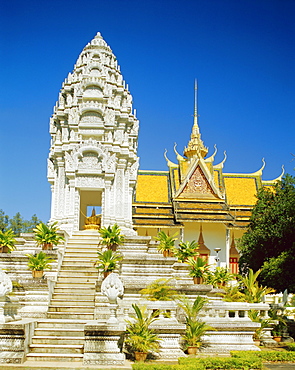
[183,80,208,159]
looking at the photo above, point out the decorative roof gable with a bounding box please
[174,156,224,200]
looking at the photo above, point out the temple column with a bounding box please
[225,228,231,268]
[74,188,80,231]
[103,179,113,227]
[114,159,126,225]
[56,159,66,219]
[50,184,56,221]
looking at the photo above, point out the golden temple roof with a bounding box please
[135,171,170,203]
[223,175,259,206]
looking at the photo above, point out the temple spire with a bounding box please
[183,80,208,159]
[193,79,199,135]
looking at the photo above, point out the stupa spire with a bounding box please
[183,80,208,159]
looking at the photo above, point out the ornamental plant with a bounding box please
[98,224,124,251]
[177,296,214,349]
[26,251,55,271]
[175,240,199,262]
[33,222,65,250]
[186,256,210,279]
[140,278,178,301]
[205,267,235,287]
[154,231,178,257]
[125,304,161,355]
[94,249,123,275]
[239,269,275,303]
[0,229,16,253]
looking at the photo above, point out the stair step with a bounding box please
[29,344,83,354]
[34,329,84,337]
[32,336,84,345]
[50,299,94,306]
[48,306,94,313]
[26,352,83,362]
[53,289,95,295]
[54,281,95,292]
[60,265,98,271]
[47,313,94,320]
[58,272,97,277]
[56,278,97,284]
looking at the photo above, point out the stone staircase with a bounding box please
[27,230,100,362]
[26,319,86,362]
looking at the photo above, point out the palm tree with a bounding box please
[125,304,160,361]
[98,224,124,251]
[154,231,178,257]
[240,269,275,303]
[177,296,214,353]
[175,240,199,262]
[177,295,207,321]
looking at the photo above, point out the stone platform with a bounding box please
[0,360,133,369]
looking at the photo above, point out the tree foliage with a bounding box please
[238,174,295,292]
[0,210,42,236]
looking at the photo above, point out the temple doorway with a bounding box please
[79,190,102,230]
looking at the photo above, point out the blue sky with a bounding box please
[0,0,294,222]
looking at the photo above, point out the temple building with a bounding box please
[48,32,282,270]
[133,81,283,270]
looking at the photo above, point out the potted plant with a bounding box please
[248,309,272,346]
[26,251,55,278]
[177,296,214,354]
[270,309,287,342]
[0,229,16,253]
[33,222,65,250]
[175,240,199,262]
[183,319,214,354]
[94,249,123,278]
[186,256,210,284]
[205,267,235,288]
[140,278,178,301]
[125,304,160,362]
[98,224,124,251]
[154,231,178,257]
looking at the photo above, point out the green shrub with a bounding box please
[178,356,263,369]
[285,343,295,352]
[132,364,202,370]
[231,350,295,362]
